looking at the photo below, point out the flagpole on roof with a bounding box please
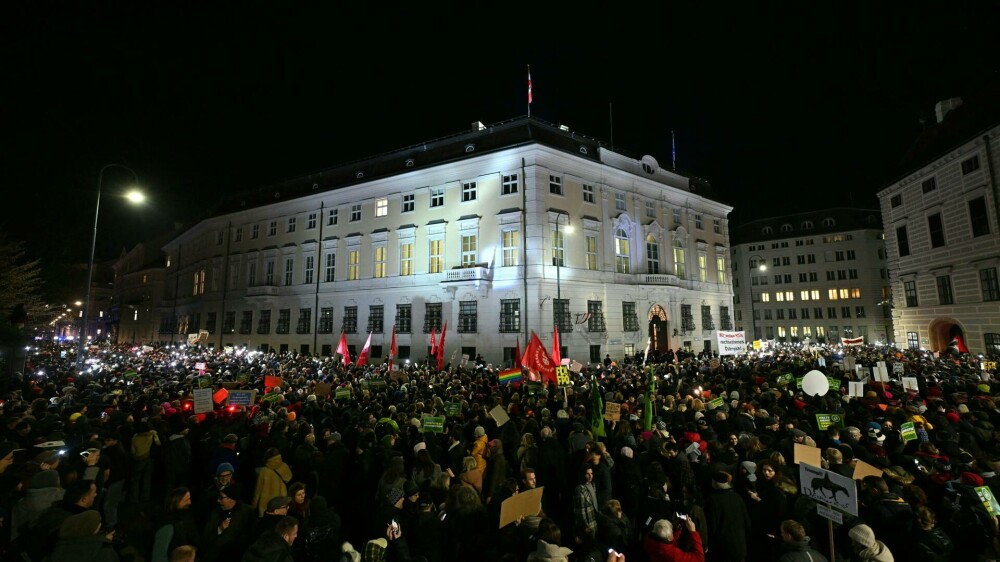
[527,64,532,118]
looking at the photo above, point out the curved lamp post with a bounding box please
[77,164,143,370]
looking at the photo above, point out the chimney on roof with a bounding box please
[934,97,963,124]
[472,121,486,131]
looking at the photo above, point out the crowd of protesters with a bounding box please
[0,339,998,562]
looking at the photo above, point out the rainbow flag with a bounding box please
[499,367,522,385]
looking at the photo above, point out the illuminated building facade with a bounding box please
[158,117,734,364]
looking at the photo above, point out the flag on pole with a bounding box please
[527,65,532,104]
[436,321,448,371]
[552,325,561,366]
[357,332,373,367]
[336,332,350,366]
[644,366,656,431]
[520,330,558,386]
[388,325,397,370]
[498,367,522,386]
[430,327,437,356]
[590,374,606,437]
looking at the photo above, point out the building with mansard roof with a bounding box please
[730,208,892,346]
[155,117,734,364]
[877,83,1000,355]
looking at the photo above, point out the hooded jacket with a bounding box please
[855,540,894,562]
[11,483,65,539]
[526,539,573,562]
[253,454,293,516]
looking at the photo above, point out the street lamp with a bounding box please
[77,164,143,370]
[553,212,572,334]
[746,254,767,342]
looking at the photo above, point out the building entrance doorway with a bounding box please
[648,304,669,354]
[928,318,968,353]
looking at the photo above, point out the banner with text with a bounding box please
[717,331,747,356]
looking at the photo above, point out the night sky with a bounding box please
[4,3,998,284]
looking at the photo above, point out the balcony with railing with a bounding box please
[443,265,490,284]
[246,284,280,297]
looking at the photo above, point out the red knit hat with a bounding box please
[946,412,960,425]
[961,472,985,487]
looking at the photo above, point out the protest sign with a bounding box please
[794,443,822,468]
[197,376,212,389]
[192,388,214,414]
[848,382,864,398]
[445,402,463,417]
[499,487,544,528]
[604,402,621,421]
[893,362,905,375]
[901,377,919,392]
[799,463,858,517]
[422,416,445,433]
[976,486,1000,516]
[227,389,256,407]
[335,387,351,400]
[708,397,725,409]
[900,422,918,441]
[489,405,511,427]
[556,366,571,387]
[212,388,229,404]
[826,377,841,391]
[815,413,844,430]
[716,331,746,356]
[852,460,884,480]
[569,361,584,373]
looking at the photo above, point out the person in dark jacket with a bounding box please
[913,506,953,562]
[200,483,254,562]
[243,515,298,562]
[49,509,119,562]
[777,519,828,562]
[703,471,751,562]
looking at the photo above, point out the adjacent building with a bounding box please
[111,234,171,344]
[731,208,893,345]
[156,117,734,364]
[877,90,1000,354]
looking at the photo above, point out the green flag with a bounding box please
[644,366,655,431]
[590,375,606,437]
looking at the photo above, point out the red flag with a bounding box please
[552,325,562,366]
[336,332,350,366]
[389,325,397,370]
[357,332,373,366]
[430,327,437,356]
[521,330,557,386]
[436,321,448,371]
[527,67,533,104]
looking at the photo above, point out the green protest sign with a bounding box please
[776,373,794,386]
[124,371,139,379]
[826,377,841,391]
[708,397,725,409]
[815,413,845,430]
[236,373,249,384]
[197,376,212,389]
[900,422,918,442]
[445,402,462,417]
[796,377,804,389]
[261,393,281,403]
[525,382,543,396]
[335,387,351,400]
[976,486,1000,515]
[422,416,445,433]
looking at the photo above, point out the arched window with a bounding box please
[762,226,773,235]
[801,221,814,230]
[673,239,686,279]
[780,223,793,233]
[646,234,659,274]
[615,229,630,273]
[822,217,836,227]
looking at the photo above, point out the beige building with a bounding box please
[877,93,1000,354]
[112,235,170,344]
[731,209,893,345]
[158,118,734,364]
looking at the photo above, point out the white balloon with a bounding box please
[801,369,830,397]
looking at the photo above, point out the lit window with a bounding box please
[348,250,360,280]
[374,246,386,278]
[716,257,726,284]
[375,198,388,217]
[586,235,598,271]
[400,243,413,276]
[502,230,519,267]
[672,241,685,279]
[461,235,478,267]
[761,293,770,302]
[828,289,839,300]
[429,239,443,273]
[615,229,630,273]
[698,253,708,282]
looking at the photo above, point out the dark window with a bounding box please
[318,307,334,334]
[554,299,572,333]
[239,311,252,334]
[368,305,384,333]
[896,226,910,257]
[206,312,217,333]
[277,309,290,334]
[970,196,991,237]
[321,344,332,356]
[961,155,980,175]
[499,299,520,333]
[890,194,902,208]
[587,301,606,332]
[981,268,1000,301]
[907,331,919,350]
[423,303,442,332]
[701,305,715,330]
[396,304,412,334]
[936,276,954,305]
[458,300,478,333]
[590,345,601,363]
[921,177,936,193]
[296,308,312,334]
[223,311,236,333]
[928,213,946,248]
[342,306,357,333]
[681,305,696,332]
[623,302,640,332]
[986,333,1000,355]
[257,310,271,334]
[720,306,732,330]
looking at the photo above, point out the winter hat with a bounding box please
[741,461,758,482]
[412,442,427,454]
[385,486,404,507]
[620,446,634,459]
[30,469,60,489]
[730,390,740,400]
[403,480,420,498]
[694,411,705,421]
[946,412,960,424]
[961,472,985,487]
[363,538,389,562]
[790,428,807,439]
[867,427,885,445]
[958,404,970,414]
[266,496,292,511]
[848,524,876,548]
[329,432,342,442]
[59,510,101,539]
[216,462,235,475]
[341,541,362,562]
[711,471,733,489]
[474,426,486,438]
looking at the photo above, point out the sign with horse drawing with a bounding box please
[798,463,858,517]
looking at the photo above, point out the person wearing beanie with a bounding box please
[49,510,117,562]
[470,426,489,474]
[253,447,293,516]
[11,468,64,539]
[200,482,254,562]
[848,523,894,561]
[704,471,751,562]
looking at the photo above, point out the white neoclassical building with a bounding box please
[877,95,1000,354]
[155,117,734,364]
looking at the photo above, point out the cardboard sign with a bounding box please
[227,389,256,407]
[604,402,621,422]
[192,388,214,414]
[335,387,351,400]
[976,486,1000,515]
[422,416,445,433]
[753,340,762,350]
[569,361,584,373]
[489,405,510,427]
[445,402,462,417]
[716,330,747,356]
[499,486,544,528]
[815,413,845,430]
[852,460,884,481]
[900,422,918,441]
[799,462,858,517]
[901,377,919,392]
[313,382,332,397]
[893,362,905,375]
[794,443,822,468]
[848,382,864,398]
[555,366,571,387]
[818,356,827,367]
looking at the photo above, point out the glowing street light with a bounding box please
[747,255,767,342]
[77,164,144,369]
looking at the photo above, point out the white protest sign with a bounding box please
[893,362,905,375]
[848,382,865,398]
[901,377,919,392]
[817,503,843,524]
[799,462,858,517]
[716,331,747,356]
[192,388,214,414]
[818,356,827,367]
[489,405,510,427]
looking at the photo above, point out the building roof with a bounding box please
[730,207,882,245]
[207,116,721,216]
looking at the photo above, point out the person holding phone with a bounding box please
[644,517,704,562]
